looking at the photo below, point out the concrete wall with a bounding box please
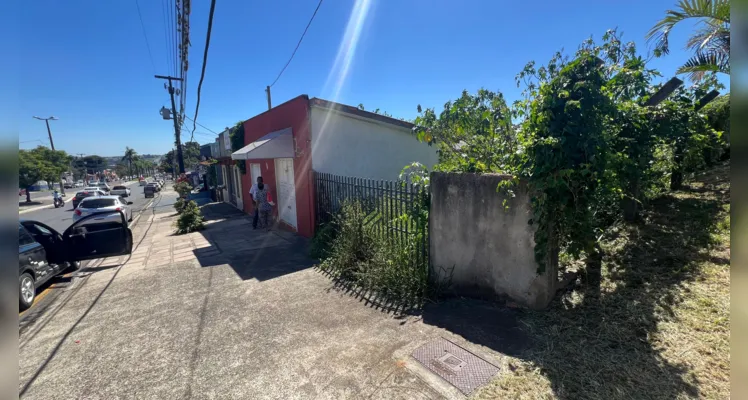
[429,172,557,309]
[309,107,439,181]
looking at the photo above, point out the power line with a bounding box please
[161,0,172,73]
[183,114,219,135]
[269,0,324,87]
[191,0,216,141]
[135,0,157,74]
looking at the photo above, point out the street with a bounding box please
[20,180,148,233]
[18,179,177,323]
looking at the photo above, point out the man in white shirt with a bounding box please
[249,176,261,229]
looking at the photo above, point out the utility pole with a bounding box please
[32,116,66,195]
[265,85,272,110]
[155,75,185,174]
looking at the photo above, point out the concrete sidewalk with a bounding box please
[19,201,524,399]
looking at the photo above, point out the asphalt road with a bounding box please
[18,179,176,324]
[20,180,149,233]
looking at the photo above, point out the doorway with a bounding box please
[274,158,297,229]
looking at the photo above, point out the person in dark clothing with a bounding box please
[249,176,261,229]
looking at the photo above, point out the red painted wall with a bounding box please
[240,95,314,238]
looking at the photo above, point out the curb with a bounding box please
[19,203,55,214]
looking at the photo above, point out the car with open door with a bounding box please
[18,211,133,310]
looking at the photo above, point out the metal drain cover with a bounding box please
[412,338,500,395]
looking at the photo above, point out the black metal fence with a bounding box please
[314,171,430,271]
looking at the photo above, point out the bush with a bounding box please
[173,198,187,214]
[173,181,192,198]
[174,200,205,234]
[319,201,428,307]
[310,221,338,260]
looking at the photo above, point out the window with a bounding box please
[113,186,126,190]
[79,198,116,209]
[30,223,53,235]
[19,225,35,246]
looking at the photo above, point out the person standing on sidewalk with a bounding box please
[254,179,274,230]
[249,177,261,229]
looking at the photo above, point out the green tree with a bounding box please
[19,146,72,202]
[122,147,137,177]
[412,89,516,173]
[230,121,246,174]
[646,0,730,81]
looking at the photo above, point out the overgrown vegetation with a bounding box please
[318,200,429,308]
[474,162,730,400]
[411,30,729,276]
[174,200,205,234]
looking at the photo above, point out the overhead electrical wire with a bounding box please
[183,114,218,135]
[135,0,157,74]
[190,0,216,141]
[269,0,324,87]
[161,0,172,74]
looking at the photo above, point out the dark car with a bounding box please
[144,184,157,198]
[72,190,104,209]
[18,211,133,310]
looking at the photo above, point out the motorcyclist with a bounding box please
[53,190,63,206]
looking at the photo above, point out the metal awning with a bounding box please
[231,128,294,160]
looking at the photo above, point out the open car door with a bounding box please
[63,211,133,262]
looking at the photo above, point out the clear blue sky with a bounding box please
[3,0,730,157]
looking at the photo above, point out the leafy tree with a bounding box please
[122,147,137,177]
[646,0,730,81]
[230,121,246,174]
[19,146,72,201]
[412,89,516,173]
[175,200,205,234]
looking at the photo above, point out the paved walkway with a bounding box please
[19,196,523,399]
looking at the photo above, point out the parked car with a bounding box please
[74,196,133,223]
[18,213,133,309]
[63,182,73,189]
[76,180,84,187]
[72,189,106,209]
[110,185,132,197]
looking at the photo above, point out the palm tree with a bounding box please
[122,147,138,177]
[647,0,730,81]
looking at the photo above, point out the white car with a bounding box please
[110,185,132,197]
[73,196,133,223]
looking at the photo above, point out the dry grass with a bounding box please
[473,162,730,400]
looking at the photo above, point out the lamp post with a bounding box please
[32,116,66,195]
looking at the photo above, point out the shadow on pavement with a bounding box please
[192,202,316,282]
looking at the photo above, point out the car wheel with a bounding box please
[19,273,35,310]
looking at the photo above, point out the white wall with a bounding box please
[310,107,439,180]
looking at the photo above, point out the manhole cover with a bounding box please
[412,338,500,395]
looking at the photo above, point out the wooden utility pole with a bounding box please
[265,85,272,110]
[155,75,185,173]
[32,116,66,194]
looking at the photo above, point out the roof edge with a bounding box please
[309,97,414,130]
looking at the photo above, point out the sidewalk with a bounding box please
[19,200,524,399]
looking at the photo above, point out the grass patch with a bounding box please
[473,162,730,400]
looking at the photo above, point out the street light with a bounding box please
[32,115,66,194]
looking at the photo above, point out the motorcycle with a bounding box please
[53,196,65,208]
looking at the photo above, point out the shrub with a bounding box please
[175,200,205,234]
[310,221,339,260]
[173,181,192,198]
[319,201,428,307]
[173,198,187,214]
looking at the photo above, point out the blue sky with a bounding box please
[3,0,730,156]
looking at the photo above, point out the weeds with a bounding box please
[318,201,429,308]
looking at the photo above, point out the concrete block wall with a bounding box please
[429,172,557,309]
